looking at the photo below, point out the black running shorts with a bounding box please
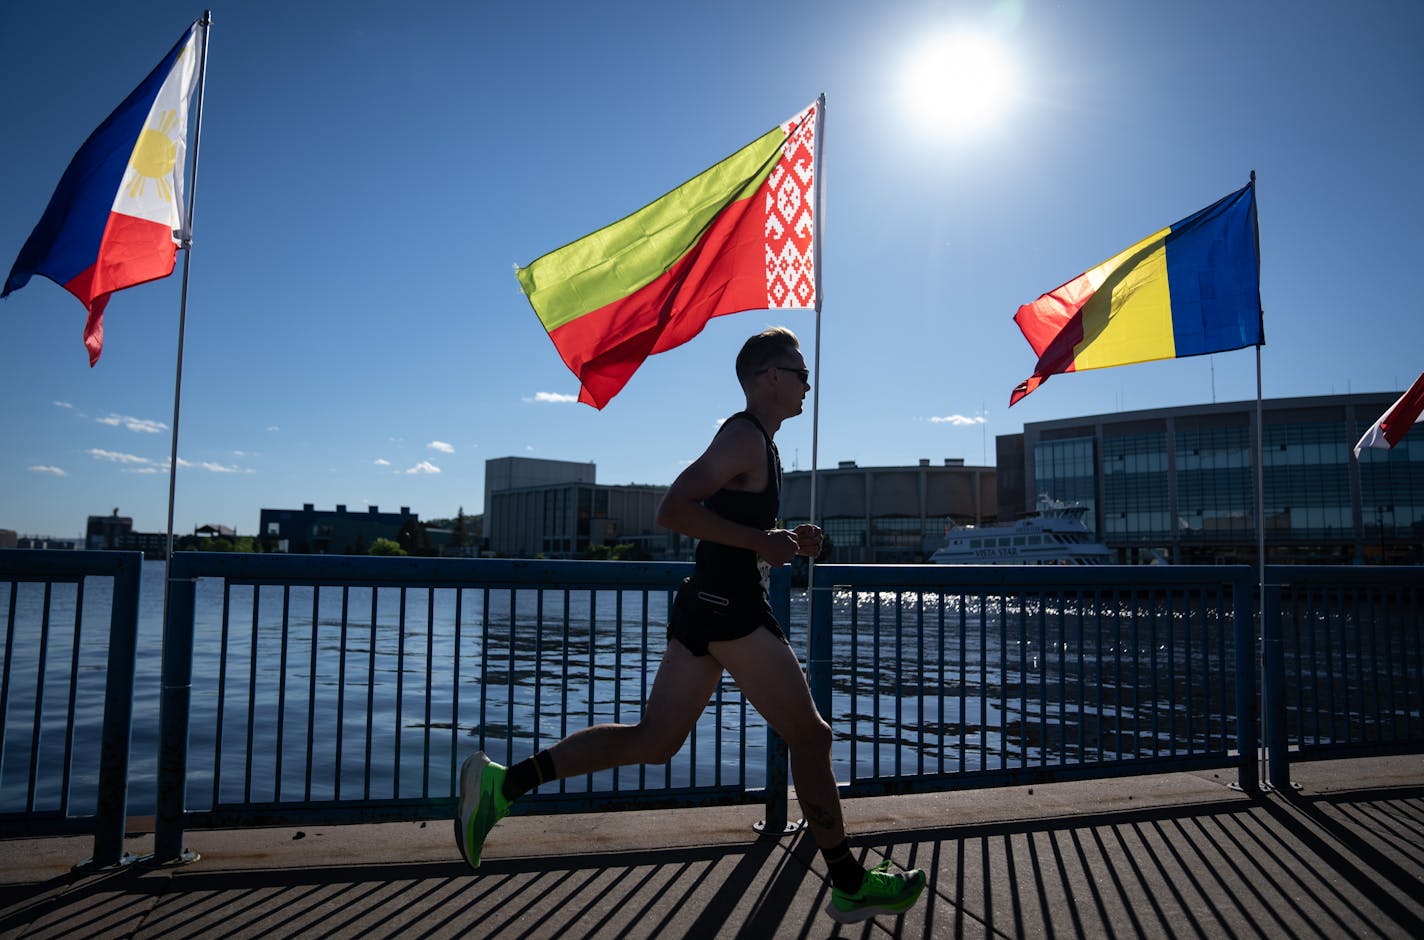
[666,577,788,657]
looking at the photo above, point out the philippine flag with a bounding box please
[3,21,202,365]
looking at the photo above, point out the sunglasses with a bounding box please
[764,365,810,385]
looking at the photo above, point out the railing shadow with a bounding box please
[1265,785,1424,934]
[3,788,1422,939]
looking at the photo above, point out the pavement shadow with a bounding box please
[1264,784,1424,936]
[3,788,1420,938]
[804,791,1424,940]
[0,836,827,939]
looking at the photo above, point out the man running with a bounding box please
[455,327,927,923]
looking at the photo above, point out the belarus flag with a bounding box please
[3,21,202,365]
[1354,372,1424,459]
[516,99,822,409]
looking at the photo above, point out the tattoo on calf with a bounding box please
[800,800,840,832]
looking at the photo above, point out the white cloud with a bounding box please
[29,465,67,476]
[266,426,280,432]
[524,391,577,403]
[427,440,455,454]
[406,460,441,474]
[929,414,986,426]
[373,458,391,466]
[87,448,152,464]
[52,401,73,409]
[91,453,249,475]
[96,413,168,434]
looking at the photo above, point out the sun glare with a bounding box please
[904,32,1015,134]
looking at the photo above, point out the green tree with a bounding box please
[397,517,435,556]
[369,537,407,556]
[584,542,638,561]
[453,506,468,548]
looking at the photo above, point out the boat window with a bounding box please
[1028,535,1041,545]
[1013,536,1025,546]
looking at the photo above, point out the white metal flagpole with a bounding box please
[162,11,212,566]
[1250,169,1270,788]
[807,93,826,599]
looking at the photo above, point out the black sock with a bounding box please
[502,750,557,802]
[821,840,865,894]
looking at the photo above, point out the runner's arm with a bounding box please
[656,422,799,565]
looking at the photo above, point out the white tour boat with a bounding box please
[928,498,1113,565]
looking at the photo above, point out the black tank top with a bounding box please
[694,412,782,595]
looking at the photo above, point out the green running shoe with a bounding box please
[825,858,927,923]
[454,751,510,869]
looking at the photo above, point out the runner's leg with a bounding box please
[457,638,721,869]
[708,628,845,847]
[543,636,724,778]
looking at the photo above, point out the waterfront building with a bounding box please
[484,457,679,559]
[82,509,168,558]
[781,458,997,563]
[258,503,417,555]
[86,509,133,551]
[484,457,595,533]
[999,392,1424,564]
[13,536,78,550]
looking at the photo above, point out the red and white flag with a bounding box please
[1354,371,1424,458]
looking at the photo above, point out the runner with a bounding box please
[456,327,927,923]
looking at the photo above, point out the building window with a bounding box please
[1177,425,1252,540]
[1102,432,1169,540]
[1034,437,1096,531]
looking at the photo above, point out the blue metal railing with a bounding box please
[1268,566,1424,788]
[151,553,791,863]
[805,565,1259,796]
[0,550,142,868]
[3,549,1422,869]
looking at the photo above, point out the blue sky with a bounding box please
[3,0,1422,539]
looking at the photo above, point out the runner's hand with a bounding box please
[759,529,800,566]
[792,524,824,558]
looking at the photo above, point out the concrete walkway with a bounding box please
[1,754,1421,938]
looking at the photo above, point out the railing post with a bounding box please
[757,567,794,835]
[81,553,143,869]
[1261,579,1291,790]
[1232,570,1260,792]
[148,558,200,865]
[807,576,834,719]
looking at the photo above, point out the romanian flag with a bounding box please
[1010,182,1262,406]
[1354,372,1424,458]
[517,99,822,409]
[3,21,202,366]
